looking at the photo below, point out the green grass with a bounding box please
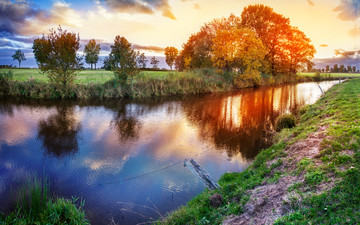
[298,72,360,77]
[0,68,171,84]
[0,176,88,225]
[162,78,360,224]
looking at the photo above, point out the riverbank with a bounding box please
[0,69,349,99]
[162,78,360,224]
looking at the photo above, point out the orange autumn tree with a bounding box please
[241,4,315,75]
[164,46,178,70]
[212,27,266,86]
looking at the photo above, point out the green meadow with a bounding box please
[0,68,171,84]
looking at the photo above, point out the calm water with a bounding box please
[0,81,338,224]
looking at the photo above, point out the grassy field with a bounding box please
[0,68,171,84]
[163,78,360,224]
[2,69,359,85]
[298,72,360,77]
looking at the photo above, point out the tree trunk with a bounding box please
[91,63,93,70]
[19,61,20,68]
[95,63,96,70]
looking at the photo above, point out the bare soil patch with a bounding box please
[223,126,333,225]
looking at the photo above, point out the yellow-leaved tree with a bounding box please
[212,27,266,86]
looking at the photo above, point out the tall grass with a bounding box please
[16,175,49,220]
[0,69,346,100]
[1,175,88,224]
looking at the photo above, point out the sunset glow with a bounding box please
[1,0,359,68]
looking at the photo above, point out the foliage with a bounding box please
[275,113,296,131]
[103,55,115,71]
[32,26,82,86]
[84,39,100,69]
[164,46,178,70]
[211,27,266,86]
[12,50,26,68]
[137,53,148,69]
[176,14,240,71]
[0,176,88,225]
[110,35,139,86]
[0,70,13,96]
[241,4,315,75]
[150,56,160,69]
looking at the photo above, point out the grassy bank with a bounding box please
[0,176,88,225]
[162,78,360,224]
[0,68,349,99]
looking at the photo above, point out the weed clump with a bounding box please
[275,114,296,131]
[0,175,88,224]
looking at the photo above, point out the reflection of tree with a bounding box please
[111,103,141,142]
[38,106,81,157]
[182,84,304,159]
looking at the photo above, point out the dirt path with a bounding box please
[223,126,335,225]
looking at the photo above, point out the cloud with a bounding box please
[307,0,314,6]
[313,48,360,68]
[0,0,42,35]
[0,0,83,36]
[132,44,164,53]
[193,3,200,10]
[100,0,176,20]
[79,40,164,53]
[349,26,360,37]
[334,49,360,58]
[333,0,360,21]
[319,44,328,47]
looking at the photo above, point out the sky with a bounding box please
[0,0,359,68]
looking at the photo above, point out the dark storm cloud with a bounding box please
[0,0,41,35]
[101,0,176,19]
[333,0,360,21]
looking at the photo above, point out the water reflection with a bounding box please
[182,83,327,159]
[37,105,81,157]
[111,104,141,142]
[0,81,338,225]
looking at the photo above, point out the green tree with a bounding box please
[110,35,139,86]
[12,50,26,68]
[347,65,352,73]
[137,53,148,69]
[84,39,100,69]
[164,47,178,70]
[325,65,330,72]
[334,64,339,72]
[33,26,82,86]
[339,64,345,72]
[103,55,114,70]
[150,56,159,69]
[353,66,356,73]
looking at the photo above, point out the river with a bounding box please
[0,81,338,224]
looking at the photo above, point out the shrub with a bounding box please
[313,72,321,82]
[0,70,13,96]
[275,113,296,131]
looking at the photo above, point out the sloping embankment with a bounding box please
[163,79,360,224]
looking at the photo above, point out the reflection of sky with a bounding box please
[0,81,339,224]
